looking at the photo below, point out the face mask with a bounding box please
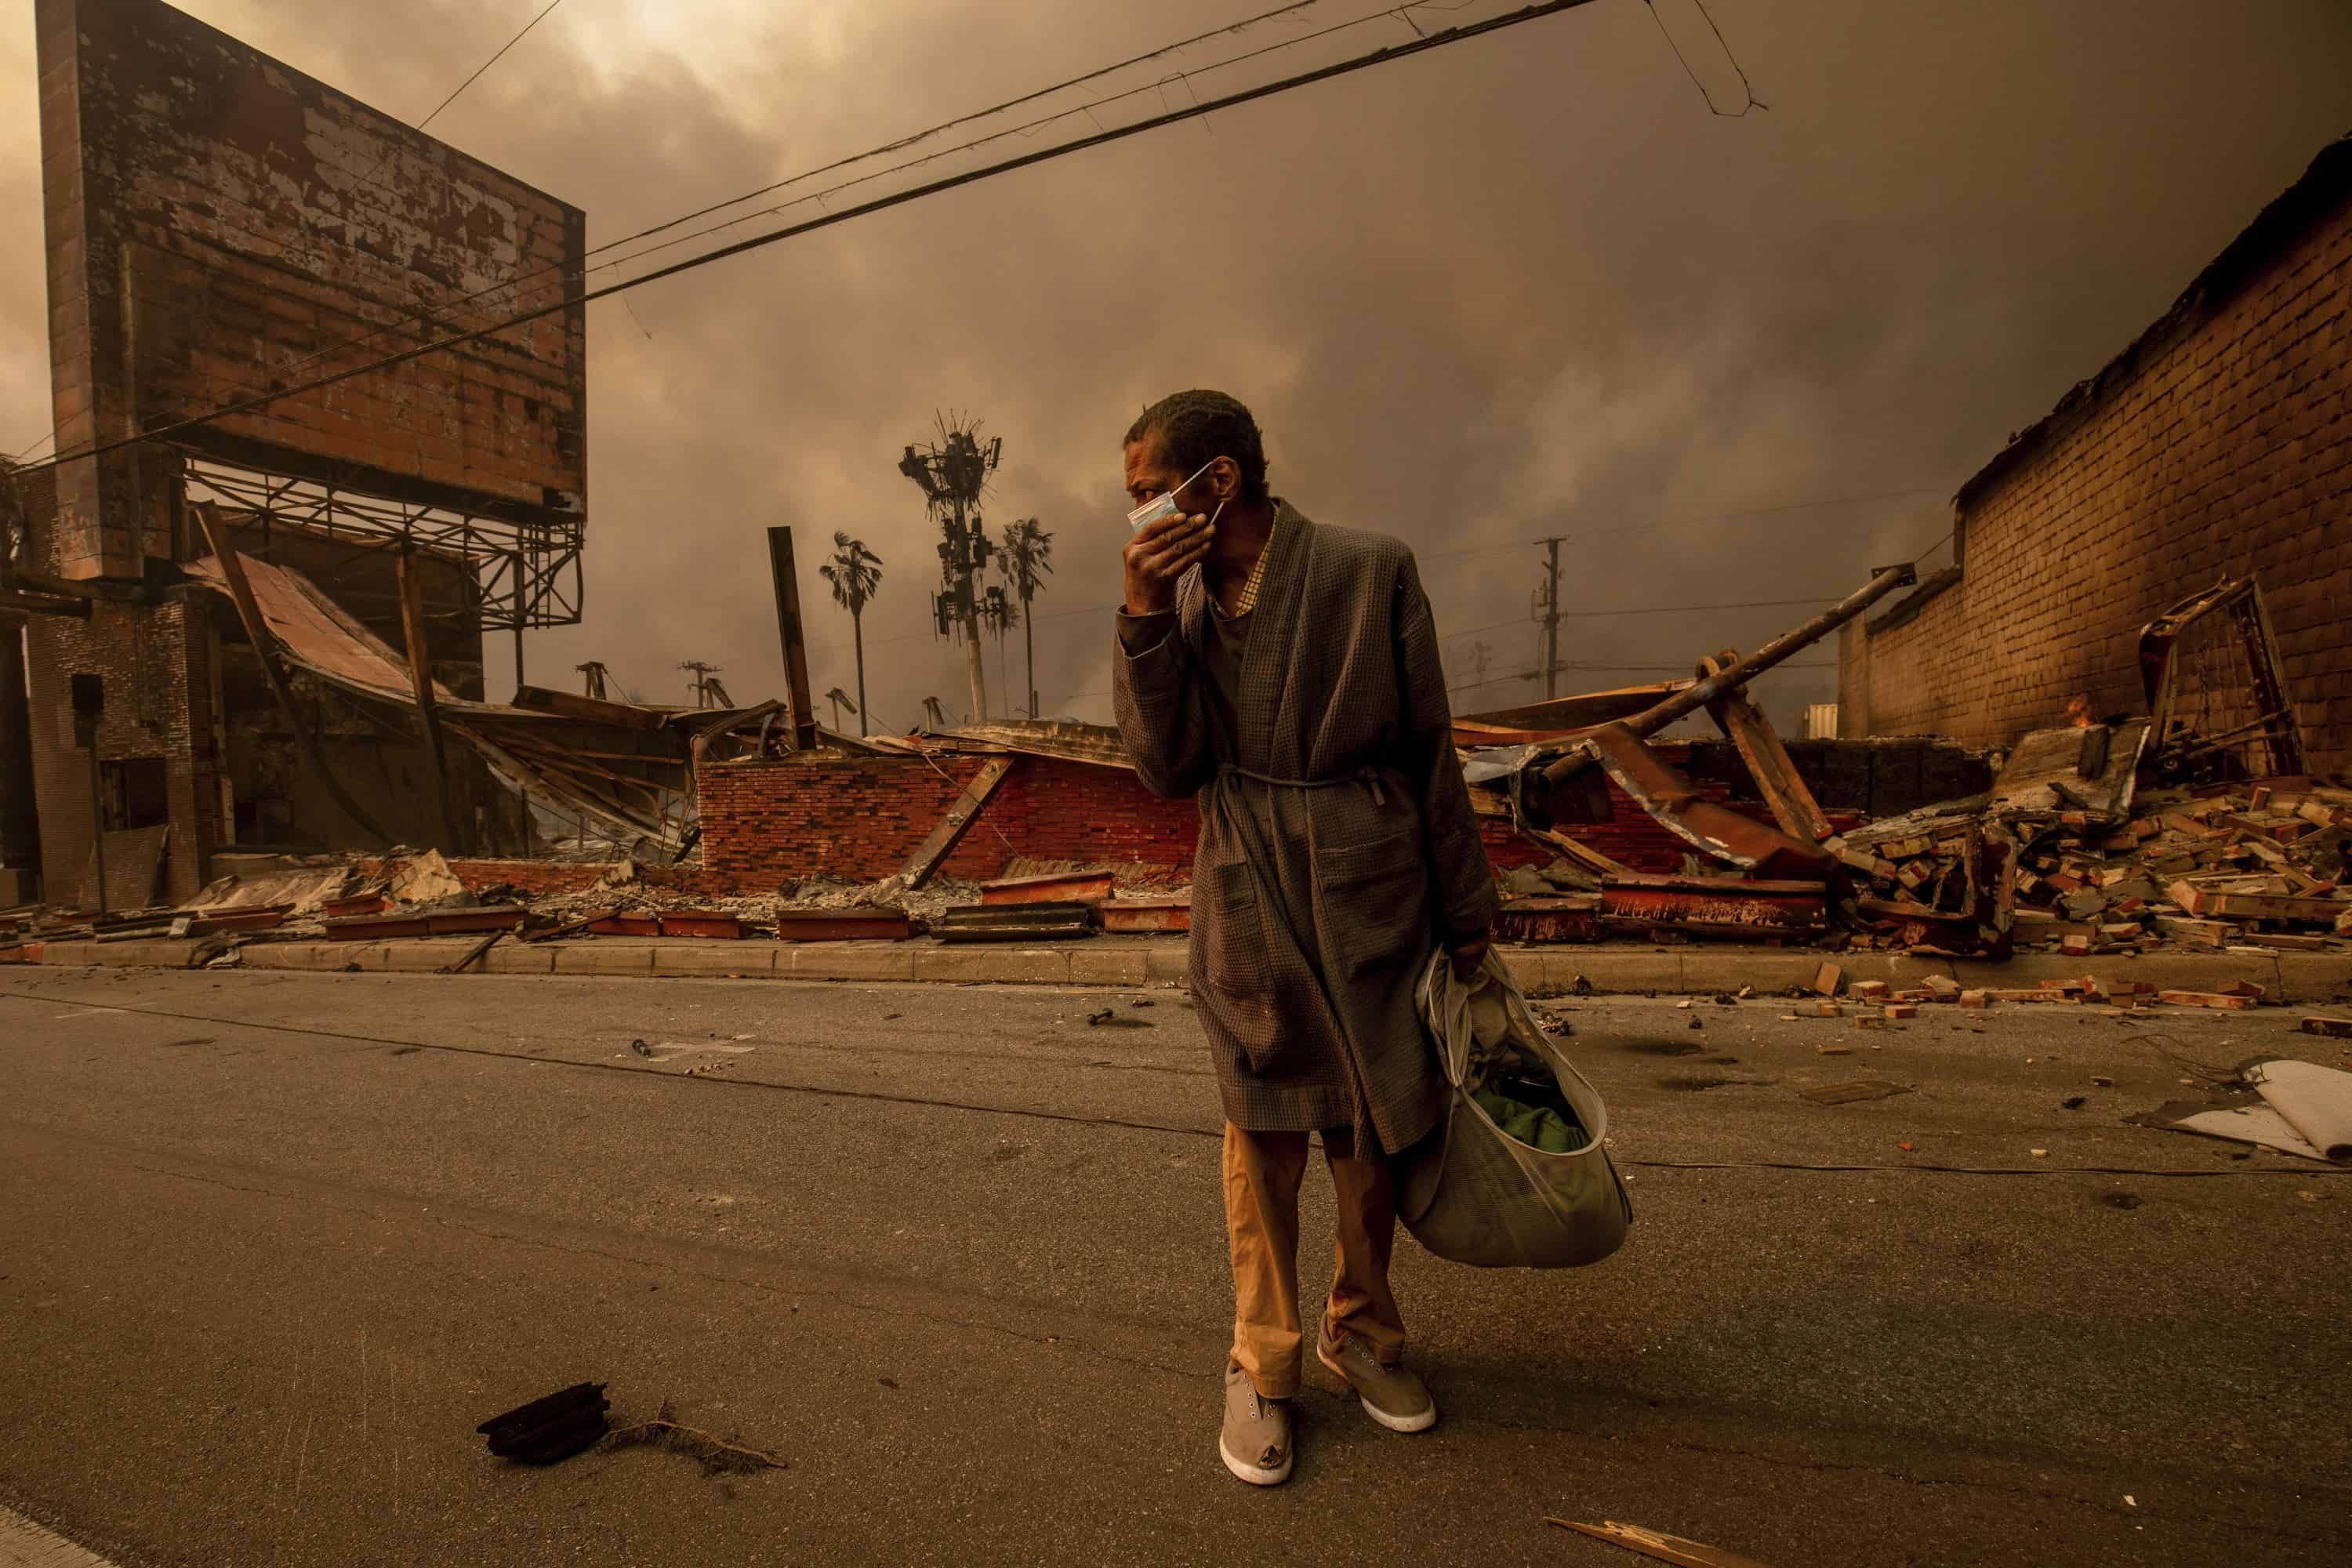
[1127,458,1224,532]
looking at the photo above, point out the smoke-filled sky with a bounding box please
[2,0,2348,735]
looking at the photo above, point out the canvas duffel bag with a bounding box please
[1396,949,1632,1269]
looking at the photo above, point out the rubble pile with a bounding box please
[1829,779,2351,956]
[524,871,985,930]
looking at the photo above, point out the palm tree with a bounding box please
[996,517,1054,718]
[818,532,884,735]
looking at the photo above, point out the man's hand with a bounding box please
[1123,511,1214,615]
[1448,930,1492,982]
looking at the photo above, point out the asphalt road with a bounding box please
[2,964,2347,1567]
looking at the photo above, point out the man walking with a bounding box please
[1112,389,1497,1486]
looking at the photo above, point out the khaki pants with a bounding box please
[1222,1122,1406,1399]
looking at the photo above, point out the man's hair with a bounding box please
[1123,390,1269,502]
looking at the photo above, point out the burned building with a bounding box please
[1841,134,2352,777]
[1,0,587,908]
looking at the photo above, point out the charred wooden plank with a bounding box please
[902,757,1018,890]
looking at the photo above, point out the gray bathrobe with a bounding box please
[1114,501,1497,1155]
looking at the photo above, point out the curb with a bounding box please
[9,934,2345,1004]
[0,1502,118,1567]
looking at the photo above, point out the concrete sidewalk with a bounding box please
[10,930,2348,1002]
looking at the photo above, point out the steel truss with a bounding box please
[179,452,583,632]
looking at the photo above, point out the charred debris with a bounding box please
[7,564,2340,967]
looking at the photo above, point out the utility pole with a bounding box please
[1530,535,1566,699]
[898,419,1003,724]
[576,661,609,700]
[764,526,819,750]
[680,660,726,710]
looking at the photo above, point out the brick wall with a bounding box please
[691,748,1795,894]
[1849,142,2352,776]
[24,591,220,905]
[694,753,1202,890]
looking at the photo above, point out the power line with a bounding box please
[561,1,1502,292]
[1450,659,1831,695]
[13,0,1610,481]
[1417,484,1952,567]
[1434,594,1842,640]
[13,1,1618,479]
[1436,614,1541,642]
[1642,0,1765,117]
[412,0,571,134]
[918,590,1884,655]
[259,1,1338,394]
[7,0,575,463]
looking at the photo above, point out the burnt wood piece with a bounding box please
[934,902,1096,942]
[771,908,913,942]
[1699,650,1832,842]
[901,757,1018,890]
[1577,725,1835,880]
[477,1381,610,1465]
[397,550,462,851]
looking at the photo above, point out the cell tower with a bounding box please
[898,416,1004,723]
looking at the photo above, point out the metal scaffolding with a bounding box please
[179,452,585,633]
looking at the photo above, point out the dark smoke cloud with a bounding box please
[2,0,2347,734]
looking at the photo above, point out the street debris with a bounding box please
[9,552,2338,1005]
[2247,1058,2352,1160]
[935,901,1097,942]
[598,1401,789,1475]
[438,930,506,974]
[980,869,1114,906]
[1544,1517,1771,1568]
[477,1381,611,1465]
[2140,1058,2352,1162]
[1085,1007,1152,1028]
[1798,1079,1907,1105]
[388,848,465,906]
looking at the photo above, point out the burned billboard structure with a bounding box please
[2,0,587,906]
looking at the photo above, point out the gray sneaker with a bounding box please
[1220,1361,1294,1486]
[1316,1327,1437,1433]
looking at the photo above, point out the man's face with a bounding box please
[1123,437,1233,516]
[1123,436,1185,516]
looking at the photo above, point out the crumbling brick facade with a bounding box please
[695,753,1206,890]
[15,0,584,905]
[1843,137,2352,777]
[688,748,1833,895]
[37,0,586,583]
[22,593,223,906]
